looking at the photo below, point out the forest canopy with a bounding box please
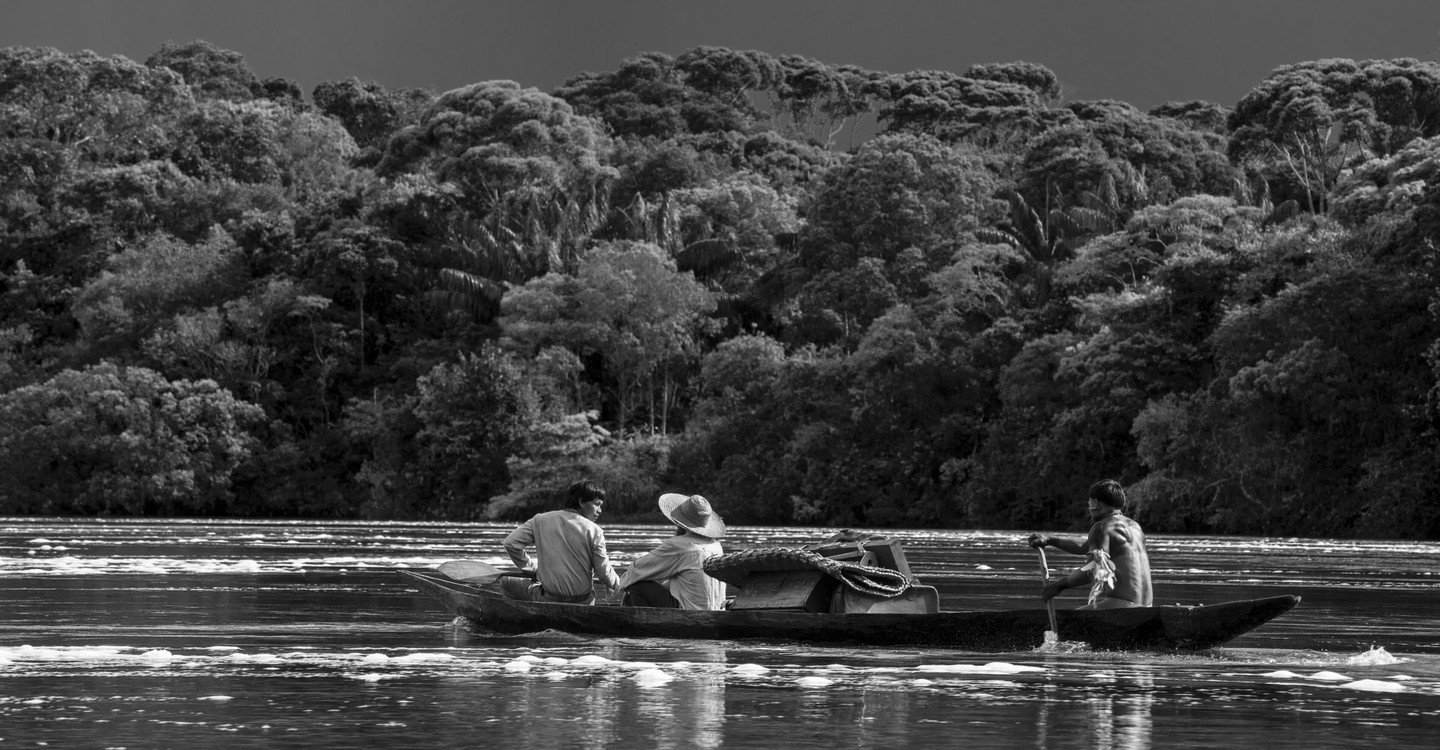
[2,40,1439,538]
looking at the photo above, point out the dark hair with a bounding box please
[564,479,607,510]
[1089,479,1126,508]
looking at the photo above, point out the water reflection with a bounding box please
[632,668,725,748]
[1032,667,1155,749]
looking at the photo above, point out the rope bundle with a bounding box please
[703,547,912,597]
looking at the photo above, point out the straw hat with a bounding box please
[659,493,726,539]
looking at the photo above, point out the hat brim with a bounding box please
[658,493,726,539]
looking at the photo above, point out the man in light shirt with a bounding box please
[501,479,620,604]
[616,493,727,610]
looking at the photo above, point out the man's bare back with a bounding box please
[1085,512,1152,608]
[1029,479,1153,609]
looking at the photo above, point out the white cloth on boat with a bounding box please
[503,509,619,599]
[617,533,726,610]
[1082,548,1117,605]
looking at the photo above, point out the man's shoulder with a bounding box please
[531,510,594,530]
[1102,514,1144,540]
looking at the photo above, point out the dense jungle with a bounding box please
[1,41,1438,538]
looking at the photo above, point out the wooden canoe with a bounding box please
[397,570,1300,651]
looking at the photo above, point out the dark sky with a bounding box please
[4,0,1440,110]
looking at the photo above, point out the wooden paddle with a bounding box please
[436,560,531,585]
[1037,547,1060,643]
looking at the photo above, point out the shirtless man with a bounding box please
[1028,479,1152,610]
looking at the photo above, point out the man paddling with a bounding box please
[1028,479,1153,609]
[501,479,620,604]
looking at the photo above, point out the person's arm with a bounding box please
[616,545,673,591]
[503,520,535,571]
[1040,524,1113,602]
[591,530,620,592]
[1029,533,1086,555]
[1042,565,1095,602]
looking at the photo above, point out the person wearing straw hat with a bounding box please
[615,493,728,610]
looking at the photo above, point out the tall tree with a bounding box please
[501,241,715,435]
[1228,58,1440,215]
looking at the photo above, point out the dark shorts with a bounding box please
[620,580,680,609]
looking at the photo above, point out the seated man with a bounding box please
[501,479,620,604]
[616,493,727,610]
[1029,479,1153,610]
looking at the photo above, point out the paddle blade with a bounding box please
[437,560,504,585]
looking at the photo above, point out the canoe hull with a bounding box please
[398,570,1299,651]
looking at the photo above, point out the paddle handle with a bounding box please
[1037,547,1059,634]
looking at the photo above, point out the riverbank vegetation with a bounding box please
[1,42,1438,538]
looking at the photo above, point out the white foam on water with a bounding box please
[362,654,390,663]
[570,655,615,666]
[911,679,934,686]
[226,653,281,664]
[2,645,126,662]
[633,668,673,685]
[513,654,542,662]
[391,653,454,664]
[795,676,833,688]
[503,660,531,672]
[731,664,769,675]
[1261,670,1303,679]
[543,671,568,680]
[199,695,234,701]
[140,649,174,662]
[1305,671,1351,682]
[1338,679,1405,693]
[917,662,1045,675]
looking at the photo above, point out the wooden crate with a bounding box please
[810,539,913,578]
[730,569,836,612]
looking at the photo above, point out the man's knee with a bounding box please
[500,576,539,601]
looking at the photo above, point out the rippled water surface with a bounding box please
[1,519,1437,749]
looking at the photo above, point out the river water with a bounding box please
[1,518,1437,749]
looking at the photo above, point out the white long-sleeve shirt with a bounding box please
[504,510,619,599]
[617,533,726,610]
